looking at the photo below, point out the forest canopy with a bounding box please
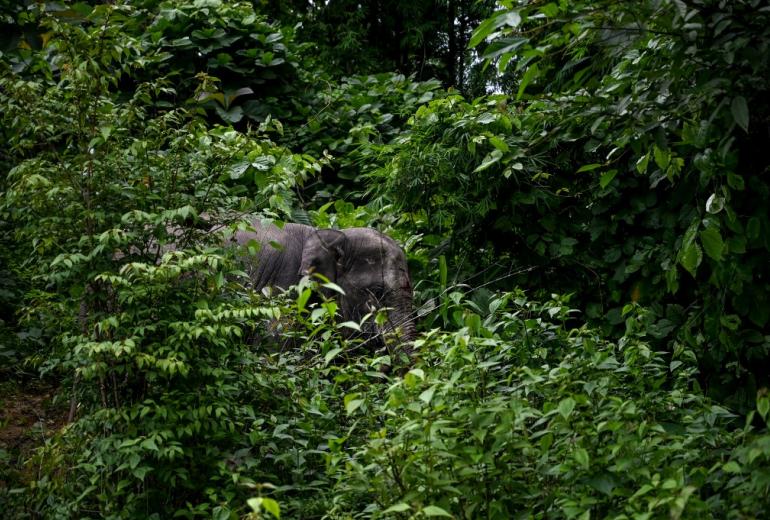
[2,0,770,518]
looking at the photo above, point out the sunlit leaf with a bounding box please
[469,10,522,48]
[419,385,437,405]
[705,193,725,214]
[344,394,363,415]
[383,503,411,513]
[422,505,453,517]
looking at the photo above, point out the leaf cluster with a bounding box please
[329,294,768,518]
[372,0,770,409]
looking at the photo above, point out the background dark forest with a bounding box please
[2,1,770,518]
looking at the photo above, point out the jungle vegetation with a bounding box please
[1,0,770,518]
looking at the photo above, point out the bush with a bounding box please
[327,293,770,519]
[372,0,770,409]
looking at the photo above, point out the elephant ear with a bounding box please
[299,229,348,282]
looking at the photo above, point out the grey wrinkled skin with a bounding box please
[227,221,416,353]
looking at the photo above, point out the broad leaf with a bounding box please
[473,149,503,173]
[679,241,703,277]
[558,397,576,419]
[706,193,725,214]
[599,169,618,188]
[731,96,749,132]
[516,63,539,99]
[383,503,411,513]
[469,10,522,48]
[576,163,602,173]
[700,227,725,261]
[422,505,453,517]
[574,448,590,470]
[344,394,363,415]
[653,146,670,170]
[419,385,437,405]
[635,153,650,174]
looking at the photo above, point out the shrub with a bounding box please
[328,294,769,518]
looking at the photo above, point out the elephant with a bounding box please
[225,221,416,353]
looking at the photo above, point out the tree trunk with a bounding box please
[448,0,458,88]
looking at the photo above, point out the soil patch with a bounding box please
[0,381,67,487]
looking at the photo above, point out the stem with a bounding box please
[67,372,80,423]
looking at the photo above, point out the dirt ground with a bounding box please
[0,381,67,488]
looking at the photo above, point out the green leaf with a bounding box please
[679,241,702,278]
[473,149,503,172]
[215,105,244,123]
[225,86,254,108]
[516,63,539,100]
[383,503,411,513]
[488,135,510,152]
[261,498,281,519]
[439,255,448,289]
[419,385,437,405]
[653,146,670,170]
[132,466,151,481]
[722,461,742,474]
[573,448,590,470]
[212,506,231,520]
[558,397,576,419]
[128,453,140,470]
[731,96,749,132]
[590,115,605,135]
[599,169,618,188]
[196,91,225,105]
[705,193,725,214]
[296,288,312,312]
[720,314,741,330]
[140,437,158,451]
[228,161,249,179]
[481,37,529,62]
[576,163,602,173]
[338,321,360,331]
[587,474,617,496]
[700,227,724,261]
[321,281,346,295]
[324,347,343,365]
[757,395,770,422]
[469,10,522,48]
[635,153,650,174]
[344,394,363,415]
[247,497,280,518]
[422,505,453,517]
[727,171,745,190]
[408,368,425,380]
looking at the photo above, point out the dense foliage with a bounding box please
[375,0,770,409]
[2,0,770,518]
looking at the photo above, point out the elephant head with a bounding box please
[299,227,416,349]
[298,228,347,287]
[230,222,416,352]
